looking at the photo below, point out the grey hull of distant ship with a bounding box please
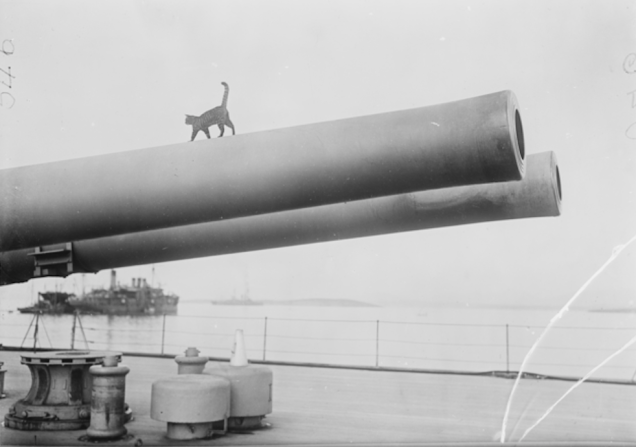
[210,300,263,306]
[69,298,178,315]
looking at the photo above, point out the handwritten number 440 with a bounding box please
[1,39,15,109]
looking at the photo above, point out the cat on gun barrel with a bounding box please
[185,81,235,141]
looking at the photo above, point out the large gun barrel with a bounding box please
[0,152,559,285]
[0,90,524,252]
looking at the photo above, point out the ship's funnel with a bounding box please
[0,90,524,252]
[0,152,560,285]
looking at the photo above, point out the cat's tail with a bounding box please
[221,82,230,108]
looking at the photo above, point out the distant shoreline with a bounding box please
[263,298,378,307]
[207,298,379,307]
[588,308,636,314]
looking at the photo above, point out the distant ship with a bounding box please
[210,297,263,306]
[18,291,77,314]
[211,282,262,306]
[68,270,179,315]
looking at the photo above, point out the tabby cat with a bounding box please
[185,82,235,141]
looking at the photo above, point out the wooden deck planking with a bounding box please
[1,350,636,445]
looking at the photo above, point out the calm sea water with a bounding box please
[1,298,635,382]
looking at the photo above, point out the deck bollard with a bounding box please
[205,329,273,430]
[86,355,130,440]
[175,347,208,374]
[151,374,230,440]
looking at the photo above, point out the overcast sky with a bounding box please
[0,0,634,307]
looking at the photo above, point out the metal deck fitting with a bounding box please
[4,350,122,430]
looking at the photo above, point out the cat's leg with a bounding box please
[190,129,199,141]
[225,116,236,135]
[203,128,211,139]
[217,124,225,137]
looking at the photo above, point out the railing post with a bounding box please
[71,312,77,350]
[506,324,510,373]
[161,313,166,355]
[20,313,36,349]
[375,320,380,368]
[76,313,89,350]
[263,317,268,361]
[33,312,40,353]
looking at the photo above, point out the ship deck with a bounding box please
[1,350,636,446]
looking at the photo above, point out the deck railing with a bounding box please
[2,312,636,382]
